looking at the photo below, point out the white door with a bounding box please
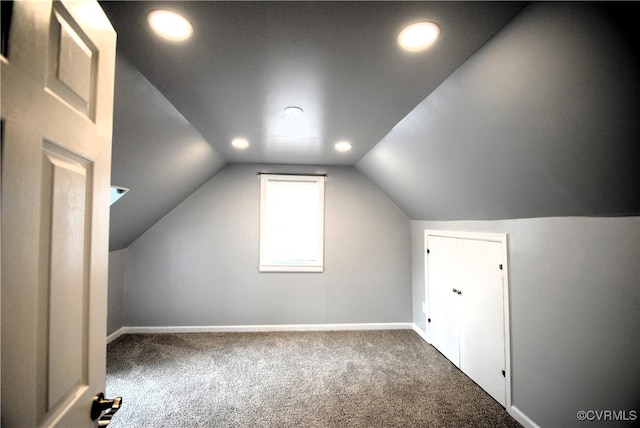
[427,235,460,366]
[458,238,506,406]
[1,1,116,426]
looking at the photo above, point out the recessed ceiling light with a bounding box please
[284,106,304,116]
[334,141,352,152]
[148,10,193,42]
[231,138,250,149]
[398,21,440,52]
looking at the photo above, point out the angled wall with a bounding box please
[109,54,226,251]
[122,164,411,327]
[357,2,640,220]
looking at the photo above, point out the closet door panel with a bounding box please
[427,235,460,366]
[458,238,506,406]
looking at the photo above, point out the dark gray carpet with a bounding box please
[106,330,521,427]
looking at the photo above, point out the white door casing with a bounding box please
[1,1,116,426]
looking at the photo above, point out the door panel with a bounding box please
[1,1,116,426]
[427,235,460,366]
[47,2,99,119]
[43,143,93,414]
[458,239,506,406]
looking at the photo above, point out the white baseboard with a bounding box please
[508,405,540,428]
[106,327,127,344]
[412,324,430,343]
[108,322,414,340]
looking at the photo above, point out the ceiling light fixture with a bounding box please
[148,10,194,42]
[284,106,304,116]
[334,141,352,152]
[398,21,440,52]
[231,138,250,149]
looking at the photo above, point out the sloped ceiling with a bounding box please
[357,2,640,220]
[101,1,525,165]
[109,55,225,250]
[105,2,639,250]
[104,1,526,250]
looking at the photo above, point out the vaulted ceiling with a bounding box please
[101,1,525,165]
[101,2,640,250]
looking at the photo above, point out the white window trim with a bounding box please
[259,174,325,272]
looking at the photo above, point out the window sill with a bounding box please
[259,265,324,273]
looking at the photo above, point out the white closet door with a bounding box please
[427,236,460,366]
[458,238,506,406]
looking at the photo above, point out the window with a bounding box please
[259,174,325,272]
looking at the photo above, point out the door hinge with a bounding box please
[427,249,430,254]
[427,318,431,323]
[502,370,506,377]
[499,264,503,270]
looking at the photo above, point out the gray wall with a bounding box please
[123,164,411,327]
[107,248,127,335]
[412,217,640,428]
[357,2,640,220]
